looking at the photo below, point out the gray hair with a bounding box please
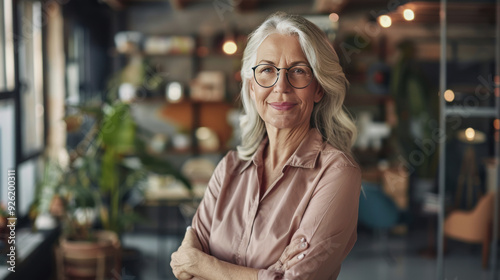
[237,12,357,160]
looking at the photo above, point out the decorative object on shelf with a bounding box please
[109,55,167,102]
[172,132,192,152]
[143,35,195,55]
[190,71,225,102]
[196,126,220,152]
[149,133,168,153]
[145,173,191,200]
[181,157,216,198]
[166,81,184,103]
[454,127,486,209]
[355,111,391,150]
[118,83,137,103]
[114,31,143,54]
[116,33,195,55]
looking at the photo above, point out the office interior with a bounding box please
[0,0,499,279]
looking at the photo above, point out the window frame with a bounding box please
[0,0,47,224]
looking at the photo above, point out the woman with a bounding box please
[171,12,361,280]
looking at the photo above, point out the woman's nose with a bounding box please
[273,72,291,93]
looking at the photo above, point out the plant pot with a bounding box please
[57,230,121,280]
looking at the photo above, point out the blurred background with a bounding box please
[0,0,499,279]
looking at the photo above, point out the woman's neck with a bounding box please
[264,125,311,169]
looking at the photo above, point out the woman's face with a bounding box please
[250,33,323,132]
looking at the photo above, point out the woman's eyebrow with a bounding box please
[257,60,310,66]
[257,59,275,65]
[289,60,309,66]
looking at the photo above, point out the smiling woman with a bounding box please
[249,33,324,135]
[171,12,360,280]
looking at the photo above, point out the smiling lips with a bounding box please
[269,102,296,111]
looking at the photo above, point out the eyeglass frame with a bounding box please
[251,63,315,89]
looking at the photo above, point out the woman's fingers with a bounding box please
[182,226,203,251]
[170,247,198,279]
[172,268,193,280]
[280,237,308,270]
[269,237,309,272]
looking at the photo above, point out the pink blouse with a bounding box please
[192,128,361,279]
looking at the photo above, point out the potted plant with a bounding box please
[46,99,192,279]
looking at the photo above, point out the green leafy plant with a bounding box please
[54,100,192,240]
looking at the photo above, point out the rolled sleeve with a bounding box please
[191,154,227,254]
[258,165,361,280]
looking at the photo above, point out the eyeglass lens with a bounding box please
[253,65,313,89]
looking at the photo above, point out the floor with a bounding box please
[121,227,500,280]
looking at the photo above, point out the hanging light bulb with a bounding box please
[465,127,475,142]
[223,40,237,55]
[378,15,392,28]
[403,9,415,21]
[444,89,455,102]
[329,13,339,22]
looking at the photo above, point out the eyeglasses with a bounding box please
[251,64,314,89]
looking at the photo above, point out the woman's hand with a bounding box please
[268,237,309,273]
[171,227,203,279]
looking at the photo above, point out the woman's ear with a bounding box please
[249,79,255,99]
[314,86,324,103]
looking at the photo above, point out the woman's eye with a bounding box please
[292,68,306,74]
[260,67,274,74]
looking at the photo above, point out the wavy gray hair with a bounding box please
[237,12,357,160]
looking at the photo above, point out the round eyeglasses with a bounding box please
[251,64,314,89]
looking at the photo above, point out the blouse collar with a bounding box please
[239,128,324,174]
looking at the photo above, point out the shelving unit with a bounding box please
[113,30,244,160]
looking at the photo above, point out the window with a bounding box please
[0,0,15,92]
[0,99,15,207]
[18,1,45,156]
[0,0,46,220]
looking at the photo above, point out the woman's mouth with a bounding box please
[269,102,296,111]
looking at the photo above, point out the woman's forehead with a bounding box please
[255,33,308,64]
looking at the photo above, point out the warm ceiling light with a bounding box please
[222,40,237,55]
[494,119,500,130]
[329,13,339,22]
[465,127,475,141]
[403,9,415,21]
[378,15,392,28]
[444,89,455,102]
